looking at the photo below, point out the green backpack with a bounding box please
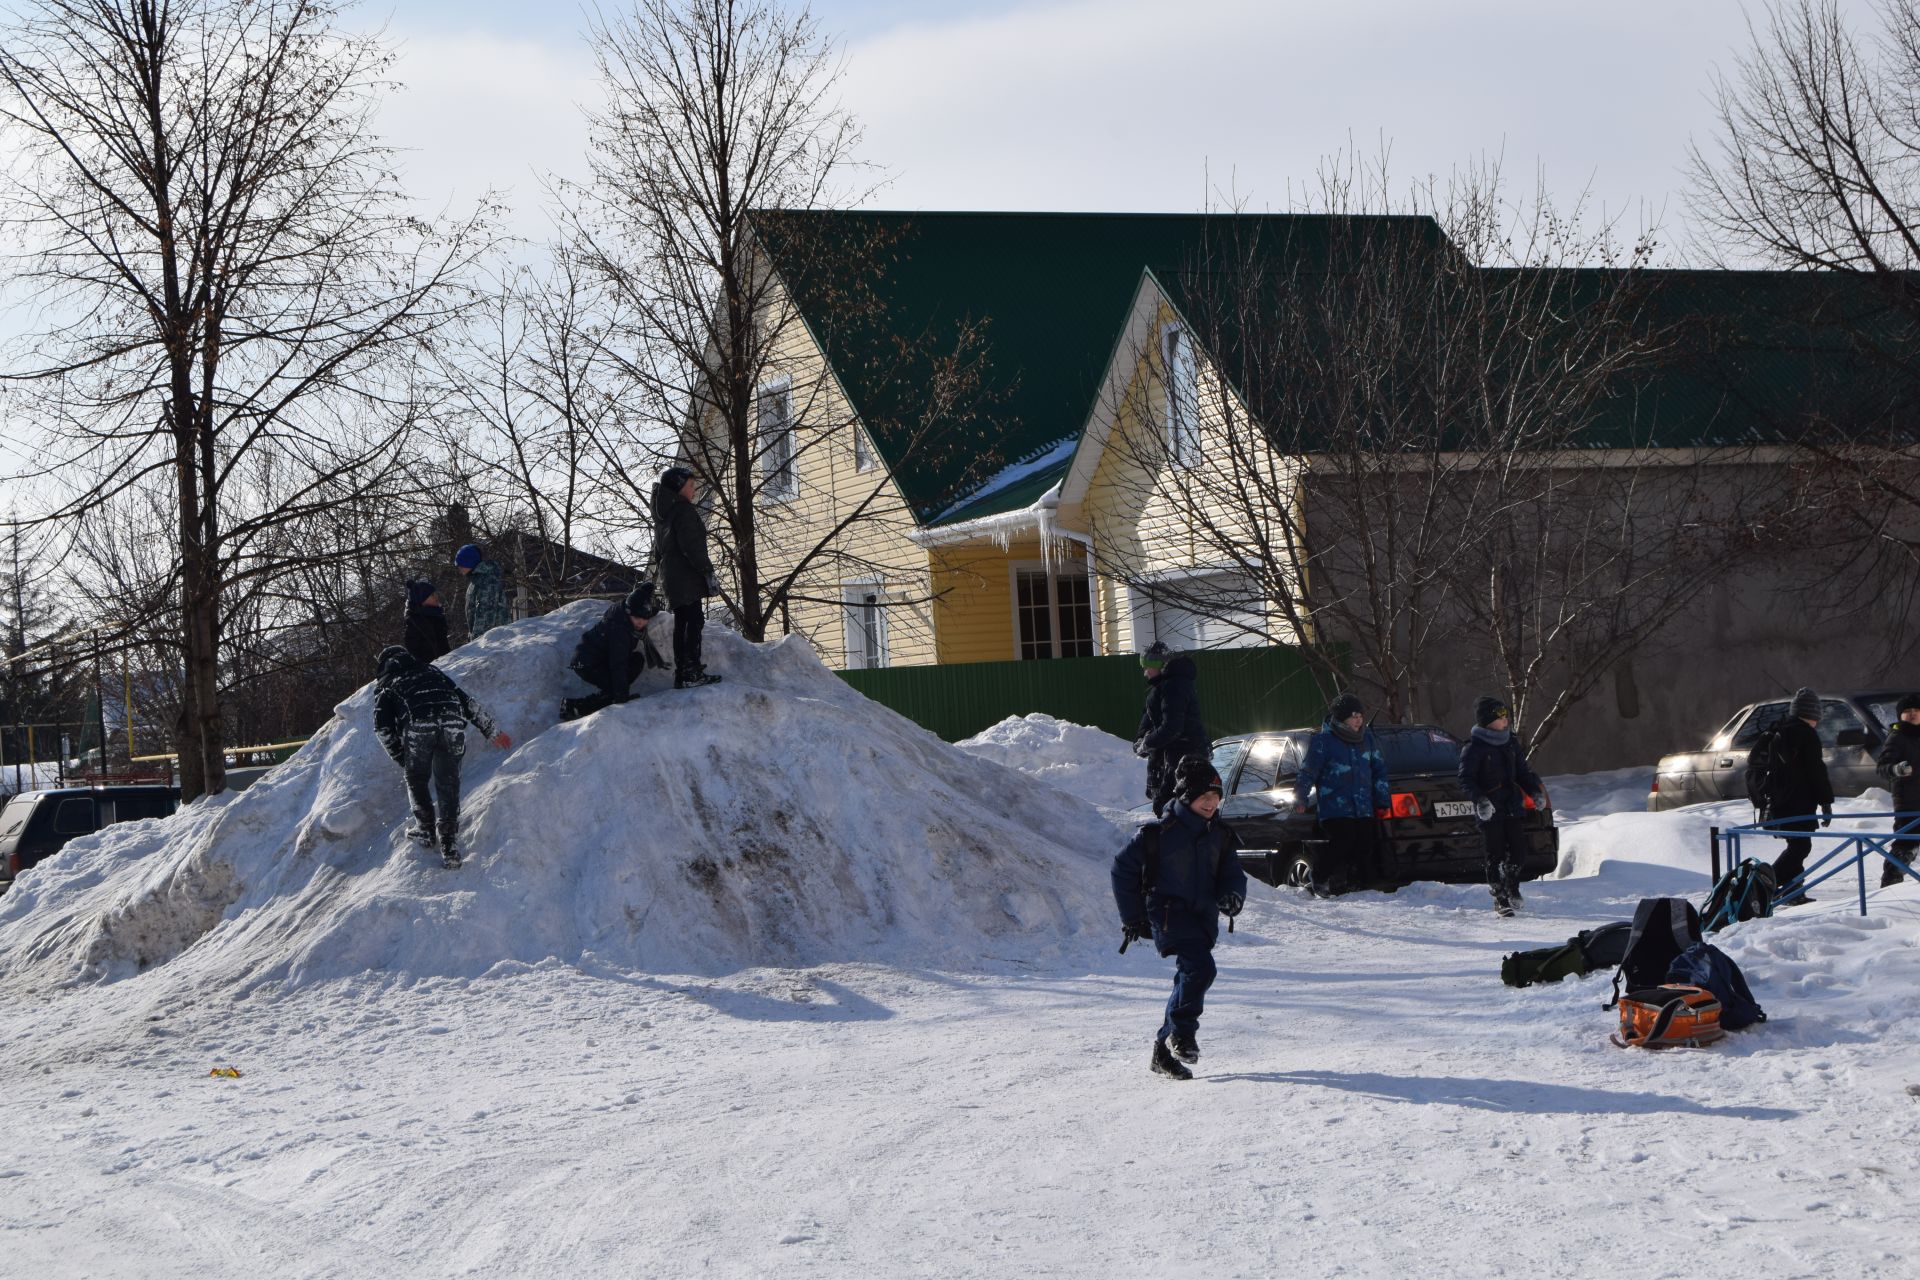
[1501,922,1632,988]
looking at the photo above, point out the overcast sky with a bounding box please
[368,0,1879,258]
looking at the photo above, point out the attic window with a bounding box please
[757,379,795,500]
[854,424,875,473]
[1163,324,1201,468]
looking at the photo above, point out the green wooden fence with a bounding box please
[837,645,1331,743]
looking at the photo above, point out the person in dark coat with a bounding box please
[403,578,450,663]
[1874,693,1920,886]
[561,584,669,721]
[1457,695,1546,915]
[1761,686,1835,902]
[1111,754,1248,1081]
[650,465,721,689]
[1135,641,1209,817]
[372,645,510,868]
[1295,691,1391,891]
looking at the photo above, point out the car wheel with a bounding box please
[1287,847,1335,897]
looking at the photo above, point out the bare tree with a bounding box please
[0,0,492,797]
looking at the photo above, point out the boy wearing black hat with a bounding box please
[561,584,671,721]
[1762,686,1834,901]
[1457,695,1546,916]
[403,579,451,663]
[1875,693,1920,886]
[650,465,722,689]
[1111,754,1248,1080]
[1135,640,1209,817]
[373,645,511,868]
[1294,691,1391,893]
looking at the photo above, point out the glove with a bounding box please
[704,570,721,597]
[1895,762,1914,779]
[1820,804,1833,828]
[491,732,512,749]
[1133,736,1151,759]
[1474,798,1495,822]
[1217,891,1243,918]
[1122,919,1152,944]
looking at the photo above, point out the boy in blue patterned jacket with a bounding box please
[1293,692,1391,893]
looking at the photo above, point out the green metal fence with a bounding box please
[837,645,1331,743]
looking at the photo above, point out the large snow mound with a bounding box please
[956,712,1142,811]
[0,603,1119,994]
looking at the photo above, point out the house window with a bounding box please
[757,380,795,500]
[854,424,875,473]
[843,583,889,669]
[1012,563,1096,660]
[1163,324,1201,468]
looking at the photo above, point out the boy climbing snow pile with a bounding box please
[372,645,511,869]
[1111,754,1247,1080]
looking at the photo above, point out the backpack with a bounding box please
[1743,728,1781,817]
[1607,898,1702,1009]
[1610,984,1726,1049]
[1703,859,1777,933]
[1666,941,1767,1031]
[1500,921,1632,988]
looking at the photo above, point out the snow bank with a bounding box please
[956,712,1142,812]
[0,603,1118,994]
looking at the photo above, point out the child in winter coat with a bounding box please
[1294,691,1391,892]
[403,578,451,663]
[455,543,510,639]
[1135,641,1210,817]
[1111,754,1248,1080]
[373,645,511,868]
[1875,692,1920,886]
[1761,686,1834,902]
[1457,695,1546,916]
[560,584,670,721]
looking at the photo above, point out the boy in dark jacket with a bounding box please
[373,645,511,868]
[1112,754,1248,1080]
[1295,691,1391,891]
[403,579,451,663]
[1763,687,1834,901]
[1874,692,1920,886]
[650,466,721,689]
[561,584,669,721]
[1457,695,1546,917]
[1135,641,1209,817]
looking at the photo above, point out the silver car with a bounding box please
[1646,692,1904,811]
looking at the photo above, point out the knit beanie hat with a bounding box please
[1790,687,1821,721]
[1328,692,1364,723]
[1899,693,1920,715]
[375,644,410,671]
[454,543,482,570]
[405,579,437,611]
[1140,641,1173,669]
[661,466,695,494]
[1474,695,1511,728]
[624,581,662,619]
[1174,754,1224,803]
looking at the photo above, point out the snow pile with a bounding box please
[0,602,1118,994]
[1544,766,1651,821]
[956,712,1142,811]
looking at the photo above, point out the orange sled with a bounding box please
[1611,984,1725,1049]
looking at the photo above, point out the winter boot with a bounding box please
[441,845,463,870]
[1168,1030,1200,1064]
[1884,864,1906,888]
[675,667,722,689]
[1492,886,1515,917]
[405,823,434,847]
[1150,1037,1192,1080]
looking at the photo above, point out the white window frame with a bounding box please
[842,580,890,669]
[853,423,876,473]
[1126,567,1267,652]
[757,376,796,502]
[1007,559,1098,660]
[1162,323,1201,469]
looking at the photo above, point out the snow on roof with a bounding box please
[0,602,1120,994]
[929,436,1077,526]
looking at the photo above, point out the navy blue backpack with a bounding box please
[1667,942,1767,1031]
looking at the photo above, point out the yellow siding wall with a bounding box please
[929,539,1091,664]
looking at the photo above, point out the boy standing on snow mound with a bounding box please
[373,645,511,869]
[650,465,722,690]
[1458,695,1546,917]
[454,543,509,639]
[1135,641,1209,818]
[403,579,451,663]
[1112,754,1247,1081]
[561,583,670,721]
[1766,686,1835,902]
[1295,692,1391,892]
[1875,693,1920,887]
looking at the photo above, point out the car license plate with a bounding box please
[1433,801,1475,819]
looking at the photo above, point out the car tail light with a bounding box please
[1389,792,1422,819]
[1649,778,1659,793]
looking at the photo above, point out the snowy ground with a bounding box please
[4,647,1917,1277]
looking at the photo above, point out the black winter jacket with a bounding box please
[404,606,450,663]
[373,649,496,764]
[1137,656,1209,786]
[1457,727,1545,820]
[1877,721,1920,818]
[571,600,649,697]
[1763,716,1834,820]
[1110,802,1248,947]
[651,482,714,610]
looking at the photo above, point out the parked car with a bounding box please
[1198,724,1558,894]
[0,785,179,890]
[1646,692,1904,812]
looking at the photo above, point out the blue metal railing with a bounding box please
[1720,811,1920,919]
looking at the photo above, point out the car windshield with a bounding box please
[0,795,32,842]
[1866,699,1902,732]
[1376,727,1462,775]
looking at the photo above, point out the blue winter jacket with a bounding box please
[1111,801,1248,948]
[1457,727,1545,819]
[1294,723,1391,820]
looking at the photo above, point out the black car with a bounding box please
[0,785,180,889]
[1207,725,1559,893]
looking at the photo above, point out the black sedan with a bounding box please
[1207,724,1560,894]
